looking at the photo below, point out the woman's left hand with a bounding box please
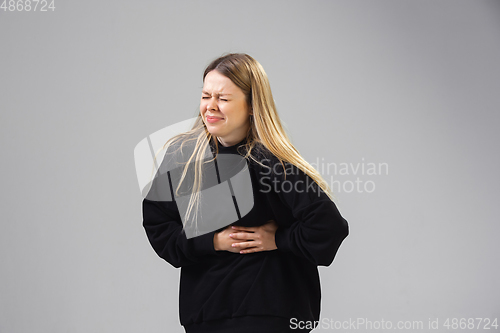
[229,219,279,254]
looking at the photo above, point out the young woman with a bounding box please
[142,53,349,333]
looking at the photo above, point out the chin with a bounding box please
[206,124,223,133]
[206,129,221,137]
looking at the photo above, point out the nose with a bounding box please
[206,97,217,111]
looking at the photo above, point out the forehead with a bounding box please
[202,70,240,95]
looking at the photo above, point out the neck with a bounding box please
[217,134,246,147]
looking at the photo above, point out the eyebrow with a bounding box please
[202,91,233,96]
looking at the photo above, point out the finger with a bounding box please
[229,232,254,240]
[231,225,256,232]
[231,241,253,249]
[229,239,247,245]
[239,247,261,254]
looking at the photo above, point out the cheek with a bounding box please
[236,104,249,119]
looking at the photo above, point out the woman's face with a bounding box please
[200,70,252,147]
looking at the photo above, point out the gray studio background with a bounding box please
[1,1,499,332]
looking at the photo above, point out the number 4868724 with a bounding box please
[1,0,55,11]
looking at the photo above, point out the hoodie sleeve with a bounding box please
[142,198,220,268]
[266,157,349,267]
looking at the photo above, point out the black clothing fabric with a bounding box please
[142,137,349,332]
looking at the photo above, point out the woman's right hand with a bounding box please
[213,225,246,253]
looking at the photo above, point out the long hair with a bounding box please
[158,53,334,234]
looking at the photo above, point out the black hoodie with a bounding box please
[142,136,349,333]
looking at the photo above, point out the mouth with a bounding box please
[206,116,224,122]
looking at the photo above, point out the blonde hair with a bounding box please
[159,53,334,233]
